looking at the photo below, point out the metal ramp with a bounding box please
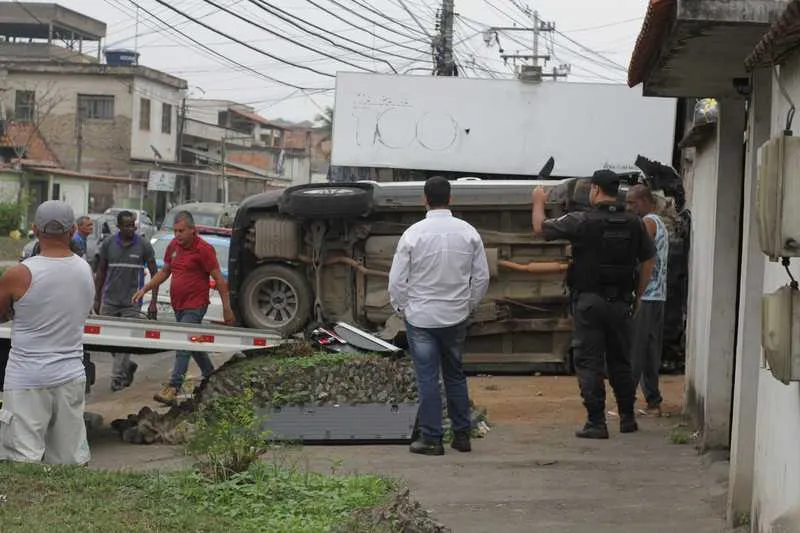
[258,403,419,444]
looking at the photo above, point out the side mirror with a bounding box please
[102,222,111,236]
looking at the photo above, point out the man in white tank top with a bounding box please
[0,200,94,464]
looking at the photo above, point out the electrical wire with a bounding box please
[318,0,426,42]
[122,0,328,89]
[301,0,433,55]
[197,0,380,73]
[562,17,643,33]
[475,0,628,73]
[149,0,336,79]
[247,0,419,67]
[342,0,430,38]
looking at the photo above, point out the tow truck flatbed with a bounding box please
[0,316,286,355]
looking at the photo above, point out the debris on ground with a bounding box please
[111,344,490,445]
[332,488,452,533]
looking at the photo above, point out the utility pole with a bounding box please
[220,140,227,204]
[434,0,456,76]
[486,15,568,82]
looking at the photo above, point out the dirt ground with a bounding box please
[85,352,729,533]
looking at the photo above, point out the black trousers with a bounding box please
[571,292,636,423]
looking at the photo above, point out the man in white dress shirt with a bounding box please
[389,176,490,456]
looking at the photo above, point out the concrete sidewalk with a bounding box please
[296,418,728,533]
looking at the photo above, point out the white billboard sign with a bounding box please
[331,73,677,177]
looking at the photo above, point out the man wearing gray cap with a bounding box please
[532,170,655,440]
[0,200,94,464]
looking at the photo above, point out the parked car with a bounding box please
[20,213,118,272]
[152,202,238,243]
[141,227,231,324]
[104,208,156,241]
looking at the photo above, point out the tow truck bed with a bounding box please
[0,316,286,355]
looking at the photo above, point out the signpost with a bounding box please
[147,170,176,192]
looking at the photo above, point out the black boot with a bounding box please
[575,421,610,439]
[620,412,638,434]
[409,437,445,456]
[451,431,471,452]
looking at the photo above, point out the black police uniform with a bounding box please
[542,190,655,437]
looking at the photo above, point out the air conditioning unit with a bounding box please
[756,135,800,260]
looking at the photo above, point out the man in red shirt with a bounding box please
[132,211,234,405]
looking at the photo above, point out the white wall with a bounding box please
[0,71,134,119]
[130,77,183,162]
[747,52,800,532]
[727,68,771,527]
[683,100,745,450]
[685,137,718,420]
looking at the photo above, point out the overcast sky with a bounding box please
[50,0,646,122]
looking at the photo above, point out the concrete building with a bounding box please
[176,99,304,202]
[628,0,800,531]
[0,2,187,217]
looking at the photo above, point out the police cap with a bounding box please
[590,169,620,187]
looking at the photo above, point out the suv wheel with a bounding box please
[239,264,313,336]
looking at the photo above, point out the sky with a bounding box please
[46,0,647,123]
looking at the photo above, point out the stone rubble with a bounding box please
[111,346,489,446]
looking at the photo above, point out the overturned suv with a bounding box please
[228,157,689,373]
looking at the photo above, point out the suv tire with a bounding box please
[279,184,373,218]
[240,264,313,336]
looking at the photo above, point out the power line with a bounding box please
[301,0,432,56]
[150,0,336,79]
[123,0,328,89]
[319,0,427,42]
[247,0,418,67]
[198,0,379,73]
[562,17,642,33]
[343,0,430,38]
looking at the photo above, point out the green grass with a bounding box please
[0,461,395,533]
[668,426,691,445]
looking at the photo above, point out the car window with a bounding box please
[141,214,153,225]
[162,209,221,230]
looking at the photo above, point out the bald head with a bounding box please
[626,184,656,216]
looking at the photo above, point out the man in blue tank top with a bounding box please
[626,185,669,417]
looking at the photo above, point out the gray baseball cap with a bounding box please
[34,200,75,234]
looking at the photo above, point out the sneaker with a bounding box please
[124,362,138,387]
[575,422,610,439]
[451,431,472,453]
[620,414,639,434]
[110,378,125,393]
[409,438,445,456]
[154,385,179,406]
[645,403,662,418]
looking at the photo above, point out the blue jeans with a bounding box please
[405,320,471,441]
[169,307,215,388]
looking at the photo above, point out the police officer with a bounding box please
[532,170,656,439]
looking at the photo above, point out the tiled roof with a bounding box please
[229,107,275,127]
[627,0,677,88]
[746,0,800,70]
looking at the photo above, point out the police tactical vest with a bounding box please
[567,204,643,299]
